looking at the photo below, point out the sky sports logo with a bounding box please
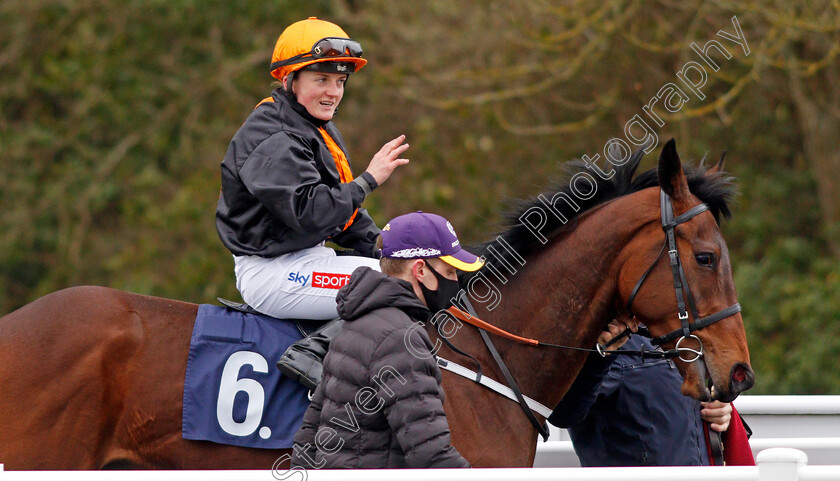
[287,271,352,289]
[312,272,352,289]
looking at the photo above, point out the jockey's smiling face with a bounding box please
[292,70,347,121]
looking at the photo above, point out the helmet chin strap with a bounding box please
[284,72,297,100]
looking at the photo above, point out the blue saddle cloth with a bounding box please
[182,304,310,449]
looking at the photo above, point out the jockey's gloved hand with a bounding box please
[359,230,381,259]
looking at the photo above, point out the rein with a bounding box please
[446,191,741,363]
[445,306,682,360]
[445,299,551,441]
[439,189,742,445]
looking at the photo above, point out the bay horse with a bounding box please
[0,139,753,469]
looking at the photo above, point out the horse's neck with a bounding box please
[474,192,657,408]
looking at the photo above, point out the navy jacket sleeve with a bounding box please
[548,352,617,428]
[552,336,713,466]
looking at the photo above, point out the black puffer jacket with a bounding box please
[291,267,470,469]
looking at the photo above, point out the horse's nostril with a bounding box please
[733,365,747,383]
[730,362,755,393]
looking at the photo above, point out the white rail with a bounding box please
[536,395,840,467]
[4,396,840,477]
[734,396,840,414]
[0,449,838,480]
[535,438,840,464]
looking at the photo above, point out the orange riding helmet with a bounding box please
[270,17,367,83]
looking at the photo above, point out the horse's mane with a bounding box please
[464,148,737,282]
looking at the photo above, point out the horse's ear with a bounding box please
[657,138,690,200]
[706,150,727,175]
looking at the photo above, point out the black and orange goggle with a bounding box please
[271,37,363,71]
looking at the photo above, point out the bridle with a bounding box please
[624,189,742,362]
[448,188,742,363]
[438,188,743,442]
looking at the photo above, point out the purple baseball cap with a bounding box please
[380,211,484,272]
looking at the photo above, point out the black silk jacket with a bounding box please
[216,88,379,258]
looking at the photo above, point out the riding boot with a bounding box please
[277,318,343,391]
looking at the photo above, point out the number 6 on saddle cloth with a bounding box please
[182,304,311,449]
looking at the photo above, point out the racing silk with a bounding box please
[318,126,358,231]
[216,88,379,258]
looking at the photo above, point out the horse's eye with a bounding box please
[695,252,715,267]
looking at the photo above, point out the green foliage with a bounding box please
[736,238,840,394]
[0,0,322,307]
[1,0,838,393]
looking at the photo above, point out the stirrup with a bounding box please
[276,318,343,391]
[217,298,261,315]
[277,356,321,391]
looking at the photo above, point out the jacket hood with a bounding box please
[336,266,429,321]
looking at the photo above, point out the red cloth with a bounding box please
[720,404,756,466]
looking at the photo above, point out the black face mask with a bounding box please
[418,261,461,314]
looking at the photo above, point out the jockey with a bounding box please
[215,17,409,388]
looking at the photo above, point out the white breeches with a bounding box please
[234,245,380,320]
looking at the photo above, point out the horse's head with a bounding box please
[618,139,754,402]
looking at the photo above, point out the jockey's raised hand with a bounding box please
[366,134,410,185]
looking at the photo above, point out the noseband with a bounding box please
[625,189,741,362]
[438,189,742,439]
